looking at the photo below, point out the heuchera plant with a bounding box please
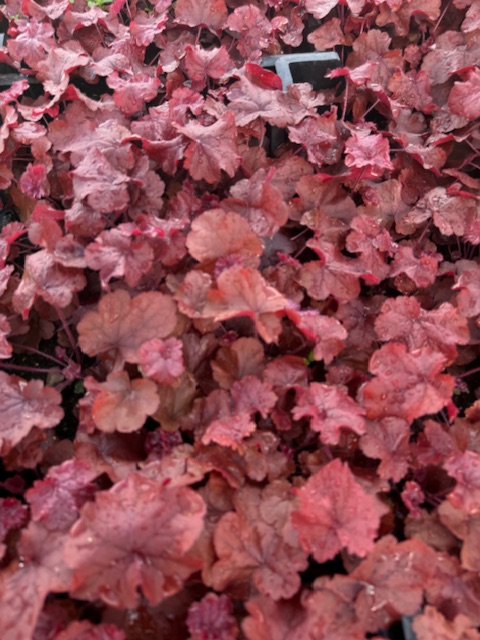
[0,0,480,637]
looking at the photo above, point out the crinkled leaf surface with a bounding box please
[293,383,366,445]
[360,343,455,422]
[209,482,308,599]
[292,459,381,563]
[0,372,64,455]
[176,112,241,184]
[65,472,206,608]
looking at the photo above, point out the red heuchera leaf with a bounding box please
[52,621,126,640]
[129,12,168,46]
[53,235,88,270]
[0,224,26,270]
[345,215,392,283]
[19,163,50,199]
[242,595,307,640]
[204,266,288,343]
[307,17,345,50]
[305,0,339,19]
[6,18,55,68]
[106,72,161,116]
[443,451,480,514]
[138,337,184,384]
[174,270,212,318]
[71,149,131,214]
[292,382,366,445]
[289,310,347,364]
[359,417,411,482]
[0,497,28,546]
[202,413,256,451]
[222,168,290,237]
[231,375,277,418]
[47,103,132,166]
[263,356,309,391]
[29,204,63,251]
[0,81,29,110]
[186,209,262,264]
[184,45,232,90]
[401,480,424,519]
[357,179,408,227]
[297,240,361,303]
[208,481,308,599]
[360,343,455,422]
[448,68,480,120]
[0,372,64,455]
[389,244,441,288]
[226,5,274,62]
[462,1,480,33]
[245,63,283,91]
[453,267,480,317]
[64,472,205,607]
[387,69,434,113]
[400,187,478,236]
[291,459,381,563]
[0,523,71,640]
[91,371,160,433]
[77,289,177,368]
[64,202,106,238]
[26,459,98,532]
[335,296,385,351]
[302,583,370,640]
[35,46,89,95]
[438,500,480,571]
[0,314,12,359]
[226,75,298,128]
[84,228,154,288]
[345,132,394,179]
[13,250,87,319]
[288,111,343,166]
[412,419,461,467]
[374,297,470,362]
[348,535,438,631]
[212,337,265,389]
[130,116,187,176]
[175,112,241,184]
[187,593,238,640]
[22,0,71,21]
[347,28,401,83]
[412,605,480,640]
[174,0,228,30]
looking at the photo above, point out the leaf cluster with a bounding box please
[0,0,479,638]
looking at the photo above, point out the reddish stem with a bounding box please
[0,362,61,374]
[457,366,480,379]
[9,343,67,367]
[54,305,82,365]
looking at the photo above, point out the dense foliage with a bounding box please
[0,0,480,637]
